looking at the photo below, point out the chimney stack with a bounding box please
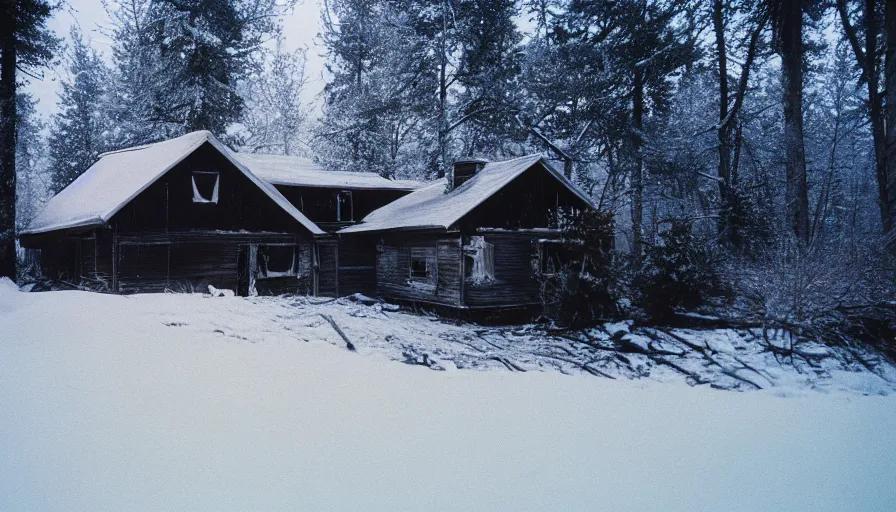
[451,157,489,190]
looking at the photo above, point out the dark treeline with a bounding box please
[2,0,895,330]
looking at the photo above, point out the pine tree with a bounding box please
[48,27,111,193]
[0,0,58,279]
[557,0,693,257]
[316,0,433,178]
[106,0,288,144]
[450,0,523,159]
[107,0,169,146]
[15,93,48,231]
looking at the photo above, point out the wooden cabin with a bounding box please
[19,131,326,295]
[20,131,594,311]
[232,153,422,296]
[339,155,595,311]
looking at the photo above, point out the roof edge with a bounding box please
[205,136,326,236]
[19,216,105,236]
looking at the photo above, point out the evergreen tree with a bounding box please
[315,0,433,178]
[556,0,694,256]
[107,0,168,146]
[15,93,48,232]
[48,27,112,193]
[0,0,58,279]
[106,0,289,144]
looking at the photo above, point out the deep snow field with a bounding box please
[1,282,895,511]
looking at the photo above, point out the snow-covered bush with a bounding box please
[634,220,725,322]
[539,209,621,326]
[725,236,896,328]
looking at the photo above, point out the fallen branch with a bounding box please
[489,356,525,372]
[657,328,762,390]
[320,314,356,352]
[534,352,616,379]
[650,356,711,386]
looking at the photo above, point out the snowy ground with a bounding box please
[1,284,895,511]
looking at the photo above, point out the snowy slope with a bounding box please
[1,285,895,511]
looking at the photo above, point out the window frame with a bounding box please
[191,171,220,204]
[256,244,298,279]
[538,239,565,277]
[408,246,437,287]
[336,190,353,222]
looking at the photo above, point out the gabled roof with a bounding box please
[232,153,424,191]
[22,131,325,236]
[339,155,594,234]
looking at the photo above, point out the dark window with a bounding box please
[257,245,296,278]
[410,256,428,279]
[192,171,219,203]
[337,190,353,221]
[539,241,567,275]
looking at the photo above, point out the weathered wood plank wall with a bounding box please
[376,234,463,307]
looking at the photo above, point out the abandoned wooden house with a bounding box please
[18,131,329,295]
[339,155,595,311]
[20,131,595,309]
[232,153,422,296]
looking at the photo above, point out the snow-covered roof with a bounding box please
[22,131,325,236]
[339,155,594,234]
[232,153,423,191]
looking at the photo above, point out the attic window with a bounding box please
[337,190,353,222]
[257,245,297,278]
[192,171,219,203]
[463,236,495,285]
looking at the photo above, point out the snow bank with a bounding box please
[1,291,894,511]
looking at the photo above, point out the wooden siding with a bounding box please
[376,234,463,307]
[457,164,588,232]
[275,186,409,229]
[317,241,339,297]
[31,229,114,290]
[115,232,311,295]
[463,230,560,308]
[337,236,376,296]
[112,142,311,235]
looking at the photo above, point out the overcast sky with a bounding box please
[25,0,328,120]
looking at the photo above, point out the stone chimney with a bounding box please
[451,157,489,190]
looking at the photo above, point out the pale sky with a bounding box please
[25,0,329,120]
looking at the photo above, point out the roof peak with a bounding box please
[97,130,213,159]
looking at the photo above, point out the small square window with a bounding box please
[410,256,428,279]
[192,171,219,203]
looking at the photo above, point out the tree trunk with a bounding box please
[713,0,731,204]
[436,0,449,181]
[886,0,896,246]
[780,0,810,245]
[0,29,17,280]
[837,0,891,235]
[631,67,644,258]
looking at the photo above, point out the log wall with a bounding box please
[376,234,463,307]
